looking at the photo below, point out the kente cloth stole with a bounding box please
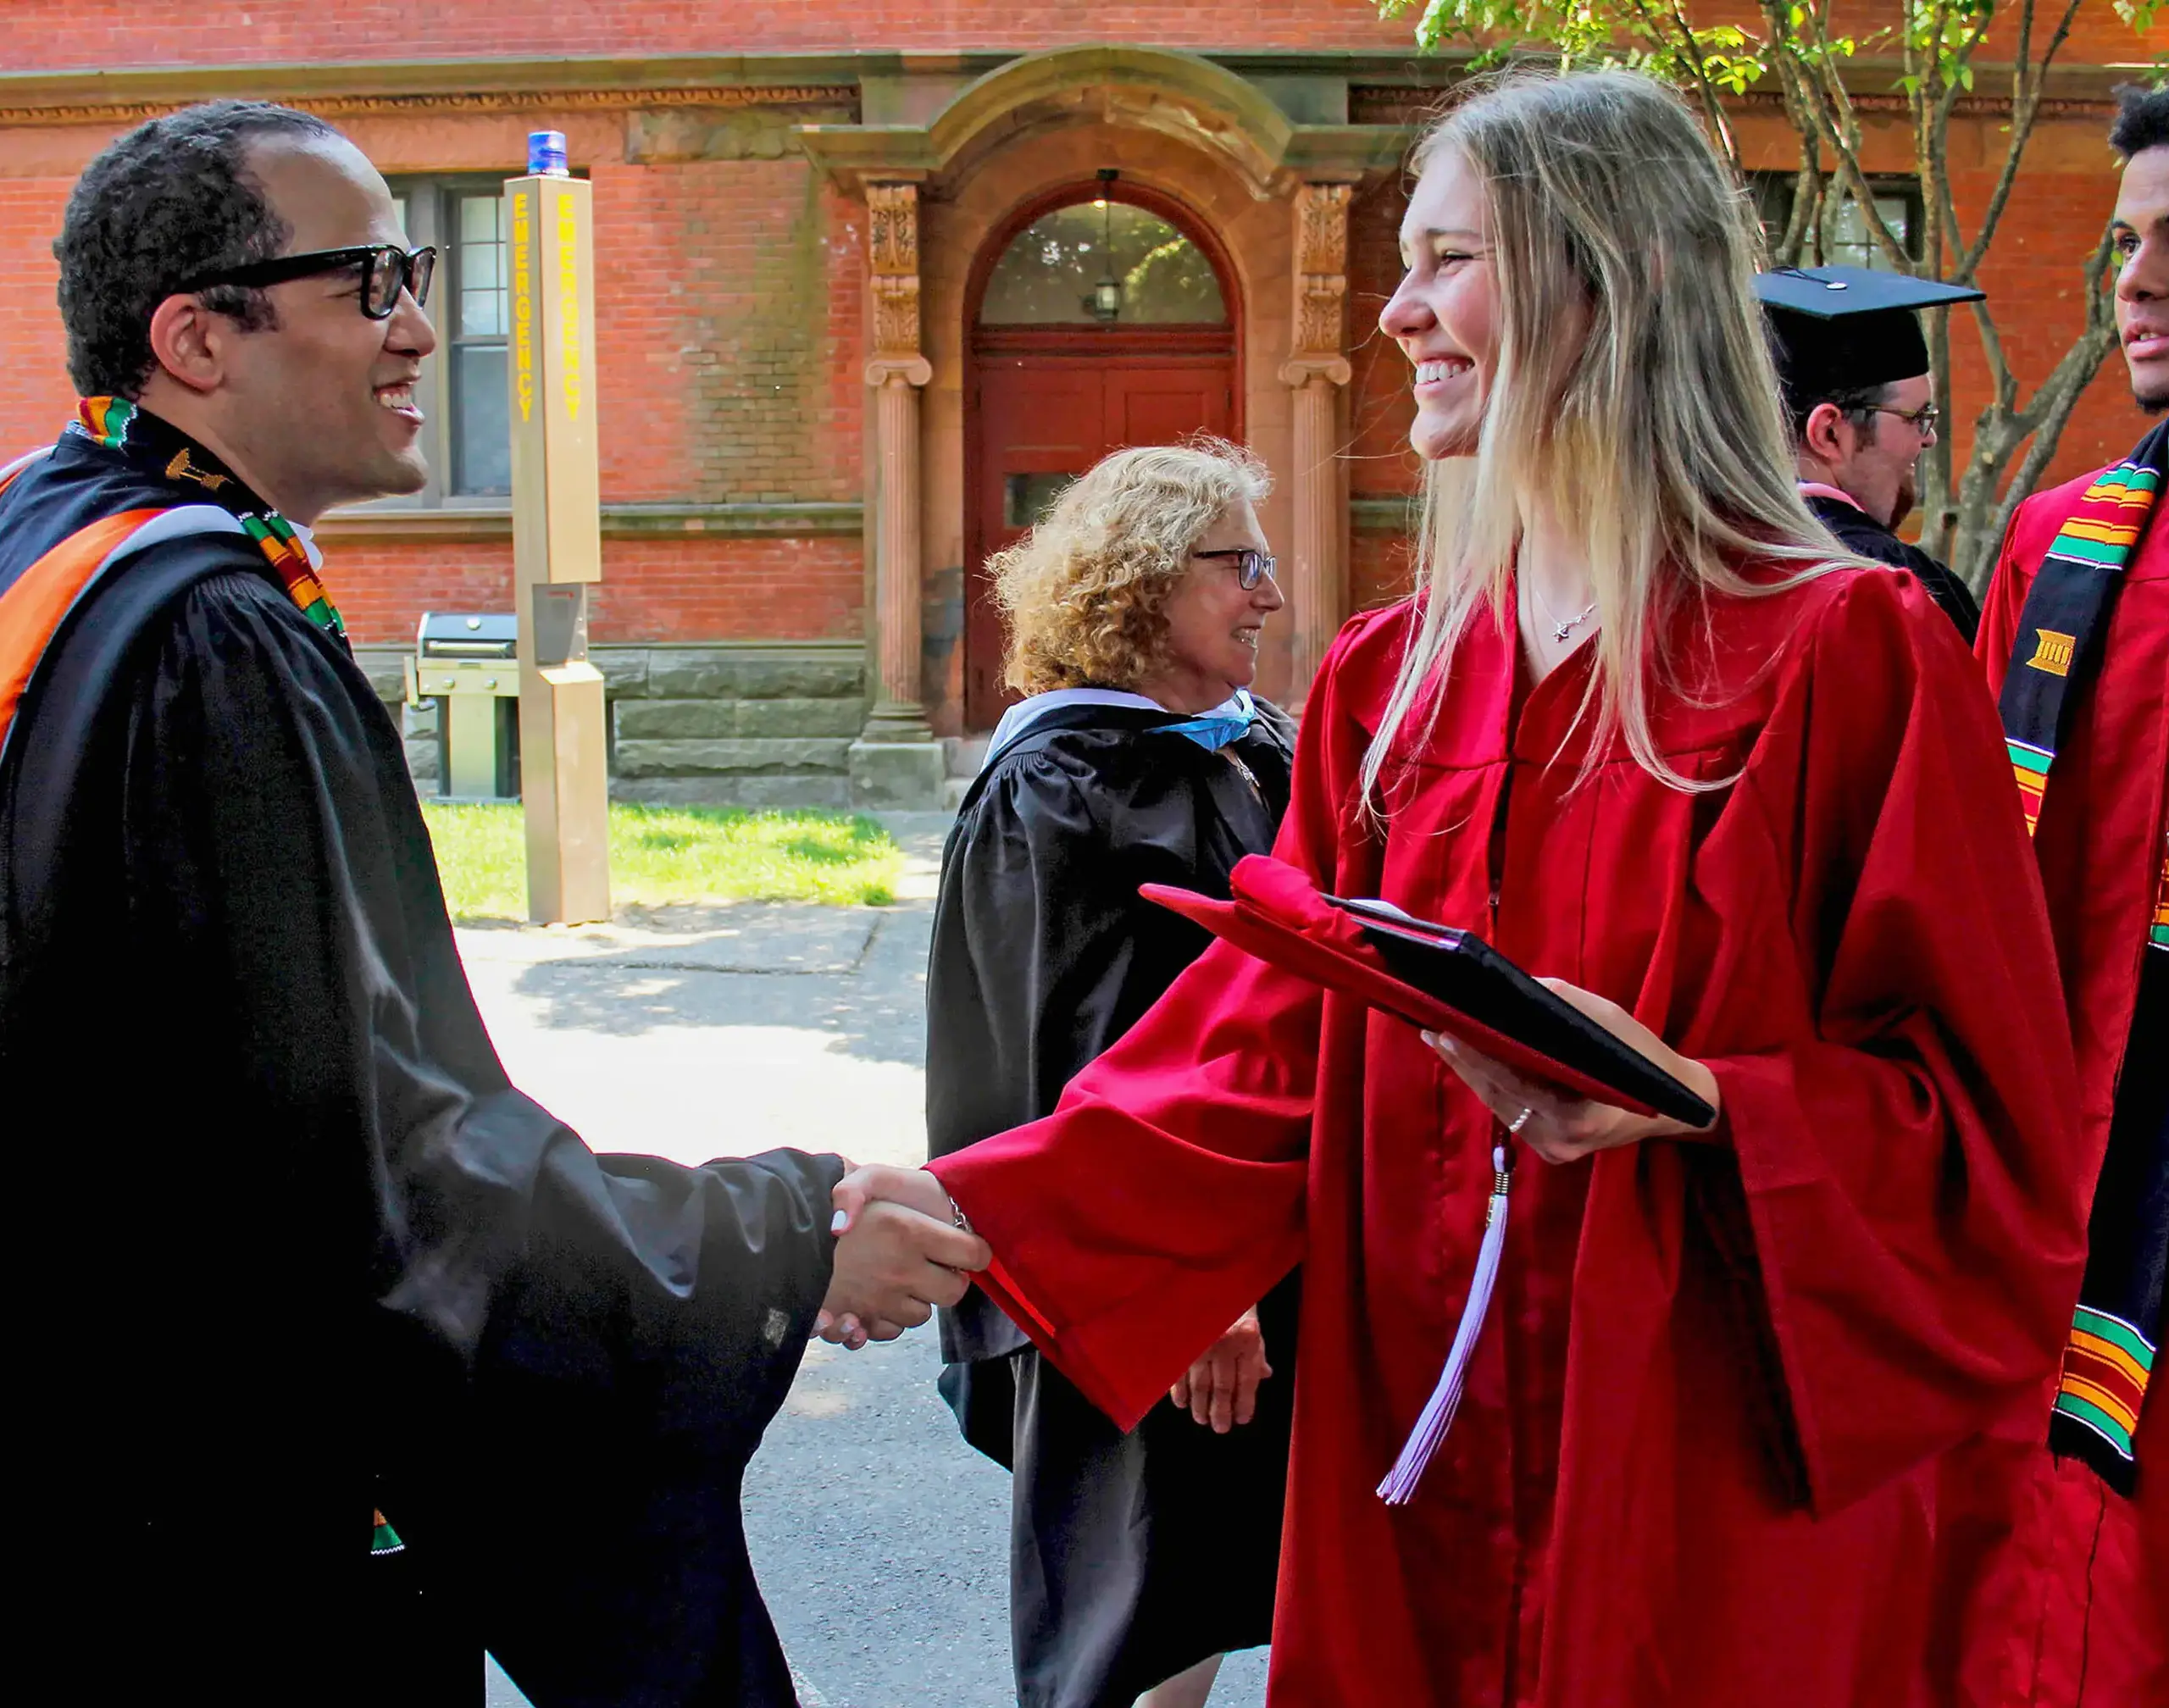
[74,396,346,637]
[1998,416,2168,1495]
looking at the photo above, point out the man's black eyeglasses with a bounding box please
[1192,547,1279,590]
[183,245,437,320]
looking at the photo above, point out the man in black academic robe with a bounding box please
[1,101,981,1705]
[1756,263,1984,640]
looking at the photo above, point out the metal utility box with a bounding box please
[403,613,521,800]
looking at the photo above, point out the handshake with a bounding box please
[815,1164,990,1350]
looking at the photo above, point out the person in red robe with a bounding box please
[835,69,2088,1705]
[1973,85,2169,1708]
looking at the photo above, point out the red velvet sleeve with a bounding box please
[1691,572,2085,1516]
[1976,489,2041,696]
[924,624,1381,1429]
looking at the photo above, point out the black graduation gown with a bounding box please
[1806,490,1981,640]
[0,432,840,1707]
[925,702,1299,1708]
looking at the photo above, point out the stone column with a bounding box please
[1278,182,1355,710]
[848,180,946,807]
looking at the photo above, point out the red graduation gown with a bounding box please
[932,565,2088,1707]
[1978,469,2169,1705]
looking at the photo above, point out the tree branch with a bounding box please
[1958,0,2086,280]
[1778,2,1916,272]
[1953,228,2122,585]
[1663,0,1745,172]
[1623,0,1742,172]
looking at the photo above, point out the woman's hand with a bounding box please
[818,1164,990,1350]
[1169,1307,1272,1434]
[1422,978,1720,1163]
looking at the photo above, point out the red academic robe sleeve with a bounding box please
[1682,575,2085,1516]
[925,634,1376,1429]
[1977,507,2029,693]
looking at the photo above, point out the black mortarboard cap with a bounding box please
[1754,265,1985,405]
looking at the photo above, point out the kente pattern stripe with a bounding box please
[2153,849,2168,951]
[2054,1304,2155,1460]
[70,397,345,637]
[2000,421,2169,1495]
[79,395,136,450]
[1995,434,2159,861]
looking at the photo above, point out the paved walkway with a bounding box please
[464,812,1269,1708]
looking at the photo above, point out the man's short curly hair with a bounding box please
[56,100,338,398]
[2111,84,2169,161]
[994,438,1273,696]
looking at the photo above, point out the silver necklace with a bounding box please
[1549,601,1598,644]
[1525,579,1599,645]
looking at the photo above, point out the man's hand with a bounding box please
[1170,1307,1271,1434]
[816,1167,988,1351]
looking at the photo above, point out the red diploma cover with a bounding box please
[1142,853,1715,1127]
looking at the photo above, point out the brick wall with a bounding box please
[587,158,863,506]
[1351,522,1420,613]
[5,1,2150,63]
[323,534,864,646]
[1347,176,1423,505]
[0,178,77,446]
[0,1,1412,64]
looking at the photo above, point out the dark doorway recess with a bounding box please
[963,180,1241,730]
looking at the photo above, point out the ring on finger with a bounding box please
[1507,1106,1534,1134]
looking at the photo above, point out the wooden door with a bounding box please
[966,343,1234,729]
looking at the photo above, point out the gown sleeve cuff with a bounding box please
[928,1162,1159,1430]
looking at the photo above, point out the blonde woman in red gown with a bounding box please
[838,69,2087,1707]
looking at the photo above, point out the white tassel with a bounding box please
[1377,1145,1512,1506]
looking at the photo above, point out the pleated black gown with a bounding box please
[926,700,1300,1708]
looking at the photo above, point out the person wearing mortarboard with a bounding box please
[1757,263,1985,640]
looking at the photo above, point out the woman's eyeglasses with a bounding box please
[182,244,437,321]
[1192,547,1279,590]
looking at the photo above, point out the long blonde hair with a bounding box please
[995,438,1271,694]
[1362,69,1839,810]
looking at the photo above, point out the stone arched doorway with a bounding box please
[961,180,1242,729]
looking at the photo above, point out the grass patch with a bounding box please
[421,801,904,921]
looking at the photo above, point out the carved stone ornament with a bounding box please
[871,275,922,363]
[1289,181,1352,372]
[1295,181,1351,278]
[866,183,921,279]
[1295,272,1348,360]
[864,182,927,370]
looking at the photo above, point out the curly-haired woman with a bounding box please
[925,439,1297,1708]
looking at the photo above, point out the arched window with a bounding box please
[978,198,1228,327]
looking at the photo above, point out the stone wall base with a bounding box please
[846,737,946,808]
[354,640,870,810]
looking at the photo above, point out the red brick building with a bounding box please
[1,5,2158,803]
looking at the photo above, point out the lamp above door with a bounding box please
[1084,169,1122,323]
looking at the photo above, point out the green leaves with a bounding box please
[2114,0,2167,86]
[1378,0,1772,86]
